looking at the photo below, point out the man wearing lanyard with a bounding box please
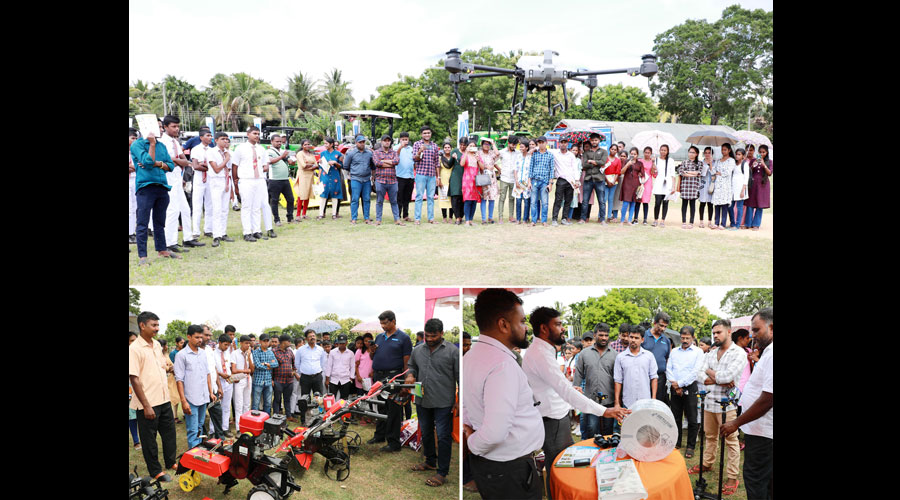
[550,138,581,226]
[642,312,673,405]
[267,134,296,226]
[523,308,629,500]
[189,129,215,242]
[413,126,440,225]
[462,289,543,500]
[206,133,235,247]
[294,330,327,397]
[368,310,412,452]
[158,115,205,253]
[231,126,275,242]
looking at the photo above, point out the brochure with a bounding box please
[594,459,648,500]
[555,446,600,468]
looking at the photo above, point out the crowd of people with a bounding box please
[129,309,459,489]
[129,119,774,264]
[461,288,772,499]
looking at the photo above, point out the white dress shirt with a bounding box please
[522,337,607,420]
[463,334,544,462]
[551,150,581,187]
[231,142,269,180]
[294,344,327,375]
[739,343,773,439]
[158,133,184,182]
[325,347,356,385]
[665,344,705,388]
[207,147,232,179]
[214,346,232,380]
[204,345,219,389]
[498,148,522,184]
[231,348,252,382]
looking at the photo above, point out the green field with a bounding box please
[129,409,459,500]
[128,195,772,286]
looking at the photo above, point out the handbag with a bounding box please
[635,183,645,199]
[476,173,492,187]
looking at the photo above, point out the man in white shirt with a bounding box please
[158,116,205,252]
[213,334,235,437]
[189,130,215,242]
[230,335,254,429]
[324,334,356,400]
[206,133,235,247]
[720,308,773,500]
[200,325,226,439]
[294,330,327,397]
[665,325,705,459]
[497,137,521,223]
[231,126,276,242]
[550,138,581,226]
[522,307,629,500]
[462,288,544,500]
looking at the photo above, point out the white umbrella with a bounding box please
[685,129,740,146]
[630,130,682,154]
[733,130,772,149]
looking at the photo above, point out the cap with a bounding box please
[355,134,366,143]
[336,334,348,343]
[536,136,547,142]
[557,137,569,143]
[380,134,393,142]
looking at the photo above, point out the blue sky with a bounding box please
[130,0,773,105]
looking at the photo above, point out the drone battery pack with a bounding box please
[180,447,230,478]
[239,410,269,436]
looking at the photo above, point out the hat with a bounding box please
[355,134,366,143]
[557,137,569,143]
[480,137,494,145]
[381,134,393,142]
[335,334,348,343]
[536,136,547,142]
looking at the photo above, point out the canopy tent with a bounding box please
[425,288,460,322]
[548,119,759,161]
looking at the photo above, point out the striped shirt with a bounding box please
[697,342,747,413]
[251,348,279,387]
[372,148,399,184]
[528,150,557,183]
[412,140,440,177]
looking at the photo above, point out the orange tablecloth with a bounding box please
[550,439,694,500]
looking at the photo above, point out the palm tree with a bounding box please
[208,73,280,131]
[129,80,160,115]
[319,68,354,113]
[284,72,320,120]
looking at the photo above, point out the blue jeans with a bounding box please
[714,203,730,226]
[251,383,273,415]
[480,199,495,221]
[581,180,606,221]
[414,174,437,221]
[729,199,744,227]
[375,181,399,222]
[135,184,170,257]
[620,201,636,222]
[516,197,531,221]
[743,206,764,227]
[605,185,617,220]
[350,179,371,221]
[185,401,208,448]
[463,200,477,221]
[530,180,549,223]
[416,405,453,477]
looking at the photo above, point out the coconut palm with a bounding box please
[319,68,354,113]
[284,72,320,120]
[208,73,281,131]
[129,80,159,115]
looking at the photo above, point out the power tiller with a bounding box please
[174,370,415,498]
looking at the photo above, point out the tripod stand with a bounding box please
[693,391,736,500]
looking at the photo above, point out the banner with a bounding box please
[205,116,215,134]
[457,111,469,141]
[352,119,360,138]
[335,120,343,141]
[253,117,262,131]
[129,117,133,129]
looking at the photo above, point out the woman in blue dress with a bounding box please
[318,137,345,220]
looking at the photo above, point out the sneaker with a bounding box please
[551,220,559,226]
[560,219,571,226]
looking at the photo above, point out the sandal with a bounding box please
[411,463,436,472]
[699,222,705,228]
[687,464,712,475]
[424,474,446,487]
[721,479,740,496]
[463,481,479,493]
[682,224,688,229]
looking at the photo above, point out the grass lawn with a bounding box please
[128,195,772,286]
[461,428,748,500]
[129,408,459,500]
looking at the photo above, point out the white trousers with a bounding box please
[165,178,193,246]
[238,178,267,235]
[259,180,273,231]
[233,378,252,429]
[209,177,230,238]
[129,176,137,235]
[214,381,234,432]
[191,176,214,237]
[289,378,300,417]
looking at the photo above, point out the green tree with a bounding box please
[129,288,141,316]
[574,295,649,341]
[319,68,354,113]
[284,71,321,120]
[164,319,192,347]
[208,73,280,131]
[720,288,773,317]
[607,288,712,334]
[444,326,461,345]
[462,301,479,338]
[563,84,660,123]
[649,5,772,125]
[282,323,308,340]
